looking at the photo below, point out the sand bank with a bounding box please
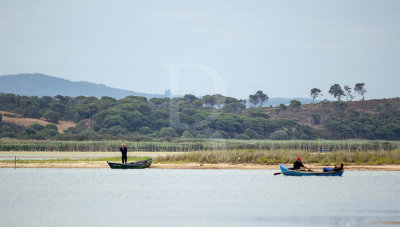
[1,162,400,170]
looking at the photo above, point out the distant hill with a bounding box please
[0,73,314,105]
[0,73,165,99]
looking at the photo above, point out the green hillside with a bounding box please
[0,93,399,141]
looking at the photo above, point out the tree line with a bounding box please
[0,82,399,141]
[310,82,367,103]
[0,93,313,140]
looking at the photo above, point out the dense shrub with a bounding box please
[289,100,301,109]
[270,130,290,140]
[139,126,153,135]
[236,134,250,140]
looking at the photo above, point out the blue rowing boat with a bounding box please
[279,164,344,176]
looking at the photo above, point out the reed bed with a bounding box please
[0,139,399,152]
[154,149,400,165]
[0,156,150,163]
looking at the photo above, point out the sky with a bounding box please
[1,0,399,100]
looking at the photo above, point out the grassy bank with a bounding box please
[1,150,399,165]
[1,150,399,166]
[1,139,399,152]
[155,149,400,165]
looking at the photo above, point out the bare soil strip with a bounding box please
[0,111,76,133]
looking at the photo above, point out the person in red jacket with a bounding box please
[293,157,311,171]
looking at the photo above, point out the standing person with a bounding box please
[293,157,311,171]
[120,144,127,164]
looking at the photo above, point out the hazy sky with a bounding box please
[1,0,399,100]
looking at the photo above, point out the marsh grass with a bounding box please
[0,139,399,152]
[1,150,399,165]
[0,156,151,163]
[1,139,399,165]
[154,149,400,165]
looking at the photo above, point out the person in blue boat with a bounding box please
[120,143,128,164]
[333,164,344,171]
[293,157,311,171]
[324,163,344,172]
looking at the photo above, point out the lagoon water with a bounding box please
[0,169,399,227]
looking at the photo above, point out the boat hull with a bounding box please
[279,164,343,176]
[107,159,152,169]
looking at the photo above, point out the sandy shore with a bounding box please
[1,161,400,170]
[1,151,399,170]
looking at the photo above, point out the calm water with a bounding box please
[0,169,399,227]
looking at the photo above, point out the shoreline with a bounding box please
[1,162,400,170]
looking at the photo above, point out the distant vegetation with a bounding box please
[0,82,399,141]
[0,139,399,152]
[156,149,400,165]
